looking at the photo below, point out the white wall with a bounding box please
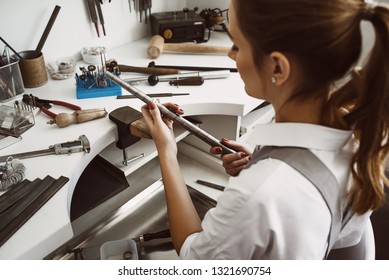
[0,0,185,62]
[1,0,386,63]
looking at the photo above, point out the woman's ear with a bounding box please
[269,52,291,85]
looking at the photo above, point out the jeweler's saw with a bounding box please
[0,135,90,162]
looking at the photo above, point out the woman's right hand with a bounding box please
[141,101,184,156]
[210,138,252,176]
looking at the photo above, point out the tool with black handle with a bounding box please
[125,70,230,86]
[118,64,180,75]
[133,228,171,243]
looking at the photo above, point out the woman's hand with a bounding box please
[210,138,252,176]
[141,101,184,155]
[142,101,201,253]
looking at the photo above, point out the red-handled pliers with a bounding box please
[22,94,82,119]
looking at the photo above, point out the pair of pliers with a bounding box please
[22,94,82,119]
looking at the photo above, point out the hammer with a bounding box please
[147,35,230,59]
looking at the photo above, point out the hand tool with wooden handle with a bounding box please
[118,64,180,75]
[148,61,238,73]
[47,108,108,128]
[147,35,231,59]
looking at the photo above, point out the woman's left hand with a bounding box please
[141,101,184,155]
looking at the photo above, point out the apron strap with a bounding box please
[247,146,343,259]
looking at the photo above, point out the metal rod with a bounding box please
[117,93,189,99]
[0,36,23,60]
[149,62,238,73]
[123,152,145,166]
[196,179,225,191]
[105,71,235,154]
[124,70,230,83]
[0,148,55,162]
[35,5,61,54]
[0,135,90,162]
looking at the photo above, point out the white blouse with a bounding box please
[180,123,372,259]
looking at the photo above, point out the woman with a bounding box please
[141,0,389,259]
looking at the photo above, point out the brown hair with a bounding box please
[233,0,389,214]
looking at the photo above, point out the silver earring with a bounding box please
[271,77,276,84]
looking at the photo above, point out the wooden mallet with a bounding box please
[147,35,230,59]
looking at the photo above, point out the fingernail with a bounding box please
[216,147,222,153]
[222,138,229,142]
[149,102,156,110]
[179,108,184,113]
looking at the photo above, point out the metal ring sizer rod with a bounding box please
[105,71,235,154]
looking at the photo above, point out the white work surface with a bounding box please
[0,32,262,259]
